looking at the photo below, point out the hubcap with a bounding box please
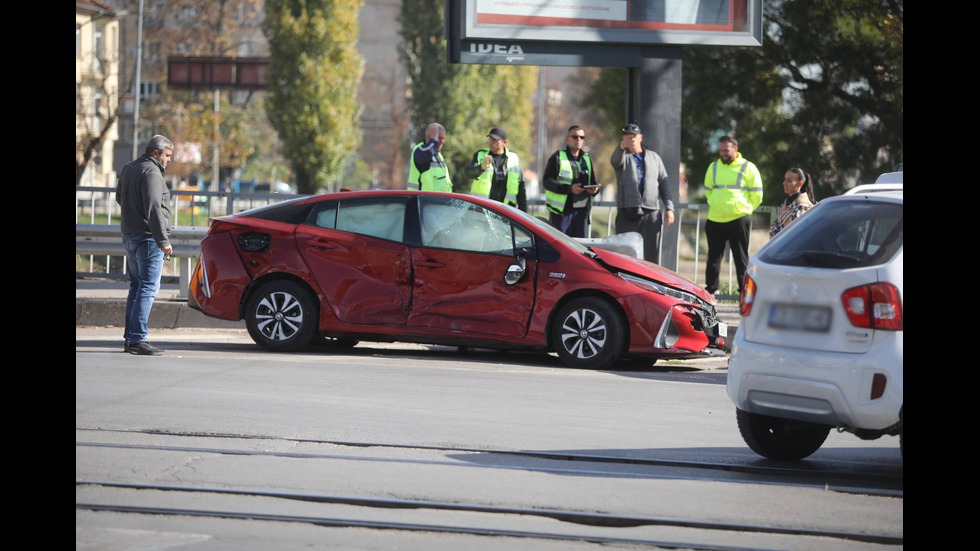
[560,308,607,359]
[255,291,303,341]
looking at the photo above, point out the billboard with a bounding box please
[448,1,762,66]
[458,0,761,46]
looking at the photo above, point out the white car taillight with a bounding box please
[739,275,756,317]
[841,282,903,331]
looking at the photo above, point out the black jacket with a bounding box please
[116,154,172,248]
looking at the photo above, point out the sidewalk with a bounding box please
[75,279,244,330]
[75,279,740,349]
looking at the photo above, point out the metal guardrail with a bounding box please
[76,224,206,298]
[76,186,775,299]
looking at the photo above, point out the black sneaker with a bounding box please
[128,342,163,356]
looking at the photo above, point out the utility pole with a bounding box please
[131,0,143,159]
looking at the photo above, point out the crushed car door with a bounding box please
[409,196,536,338]
[296,197,412,325]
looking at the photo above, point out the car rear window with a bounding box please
[758,200,903,268]
[242,197,314,224]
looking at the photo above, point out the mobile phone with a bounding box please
[583,184,598,189]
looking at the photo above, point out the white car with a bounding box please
[726,181,903,460]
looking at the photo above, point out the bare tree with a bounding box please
[76,73,125,186]
[76,3,125,187]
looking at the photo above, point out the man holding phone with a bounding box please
[611,123,675,264]
[542,125,601,237]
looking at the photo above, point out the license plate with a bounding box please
[768,304,831,332]
[716,321,728,338]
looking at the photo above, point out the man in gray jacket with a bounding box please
[116,135,174,355]
[611,123,675,264]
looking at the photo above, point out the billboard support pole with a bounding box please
[638,48,683,271]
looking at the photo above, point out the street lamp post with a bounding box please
[131,0,143,159]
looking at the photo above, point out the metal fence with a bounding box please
[76,186,776,299]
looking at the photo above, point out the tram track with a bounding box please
[76,427,903,497]
[76,482,903,547]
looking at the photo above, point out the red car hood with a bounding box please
[591,247,715,304]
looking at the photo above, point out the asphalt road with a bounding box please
[76,326,902,550]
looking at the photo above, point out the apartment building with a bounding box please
[76,0,123,187]
[102,0,410,189]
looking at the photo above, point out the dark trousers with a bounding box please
[550,209,589,238]
[616,208,664,264]
[705,216,751,294]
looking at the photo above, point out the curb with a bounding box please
[75,298,245,329]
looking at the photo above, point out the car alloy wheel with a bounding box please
[245,280,317,351]
[552,297,626,370]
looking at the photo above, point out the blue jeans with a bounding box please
[122,234,164,344]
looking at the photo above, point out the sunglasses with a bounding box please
[568,135,585,140]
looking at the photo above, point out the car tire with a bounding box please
[245,280,318,351]
[315,335,359,348]
[552,297,626,370]
[736,408,830,460]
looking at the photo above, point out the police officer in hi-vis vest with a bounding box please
[407,122,452,192]
[542,125,601,237]
[703,135,763,294]
[464,127,527,212]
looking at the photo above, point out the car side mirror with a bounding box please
[504,255,526,286]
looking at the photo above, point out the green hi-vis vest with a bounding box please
[545,150,592,215]
[472,149,520,207]
[704,153,764,223]
[407,142,452,192]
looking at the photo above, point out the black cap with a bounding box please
[487,127,508,140]
[622,123,642,135]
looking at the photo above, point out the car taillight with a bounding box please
[841,282,903,331]
[208,220,240,234]
[739,275,756,317]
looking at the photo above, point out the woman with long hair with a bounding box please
[769,167,816,238]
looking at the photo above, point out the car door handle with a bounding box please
[416,259,446,269]
[306,238,337,250]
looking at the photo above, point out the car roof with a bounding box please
[874,170,904,184]
[841,170,903,196]
[828,188,903,204]
[843,183,903,196]
[305,188,517,211]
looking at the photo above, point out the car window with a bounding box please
[313,204,337,229]
[419,196,529,255]
[308,197,407,242]
[241,197,314,224]
[759,200,903,268]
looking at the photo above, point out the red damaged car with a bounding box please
[188,190,727,369]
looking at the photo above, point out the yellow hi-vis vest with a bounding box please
[472,149,520,207]
[704,153,764,223]
[545,150,592,215]
[407,142,452,192]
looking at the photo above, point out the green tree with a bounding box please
[134,0,271,187]
[263,0,365,194]
[583,0,903,203]
[760,0,903,195]
[399,0,537,193]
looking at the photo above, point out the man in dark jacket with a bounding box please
[542,125,600,237]
[116,135,174,355]
[611,123,675,264]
